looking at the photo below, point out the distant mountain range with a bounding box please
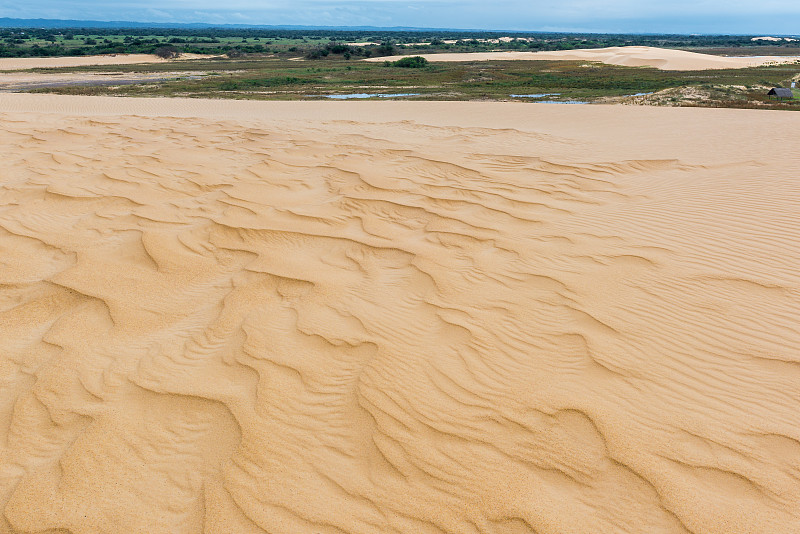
[0,17,473,32]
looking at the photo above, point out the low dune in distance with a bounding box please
[0,53,213,71]
[367,45,800,70]
[1,94,800,533]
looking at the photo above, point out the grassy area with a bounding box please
[0,31,329,58]
[3,28,800,60]
[20,55,800,110]
[685,47,800,57]
[3,27,798,109]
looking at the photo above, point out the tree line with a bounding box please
[1,27,797,59]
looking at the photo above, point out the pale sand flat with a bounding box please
[0,53,214,71]
[366,45,800,70]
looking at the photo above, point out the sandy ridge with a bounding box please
[366,45,800,70]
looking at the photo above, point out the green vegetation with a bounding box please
[18,54,800,110]
[2,27,800,59]
[154,45,180,59]
[393,56,429,68]
[2,26,798,109]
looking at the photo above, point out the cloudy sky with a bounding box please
[1,0,798,34]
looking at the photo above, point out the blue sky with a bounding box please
[1,0,798,34]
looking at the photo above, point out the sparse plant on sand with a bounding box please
[154,45,180,59]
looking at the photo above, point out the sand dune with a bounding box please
[0,53,213,71]
[1,94,800,533]
[367,45,800,70]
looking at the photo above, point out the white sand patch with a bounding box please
[366,45,800,70]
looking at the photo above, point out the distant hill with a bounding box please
[0,17,467,31]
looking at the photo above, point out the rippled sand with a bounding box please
[367,45,800,70]
[1,95,799,533]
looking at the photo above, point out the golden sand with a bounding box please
[367,45,800,70]
[1,94,799,533]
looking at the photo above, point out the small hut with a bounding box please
[768,88,794,99]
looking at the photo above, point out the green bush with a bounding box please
[375,42,396,56]
[392,56,428,68]
[154,45,180,59]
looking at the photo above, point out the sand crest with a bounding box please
[1,94,799,533]
[0,53,214,71]
[367,45,800,70]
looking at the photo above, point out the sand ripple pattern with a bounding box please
[1,104,800,533]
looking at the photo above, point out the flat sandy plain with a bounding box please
[1,94,800,533]
[0,53,213,71]
[0,71,205,92]
[368,45,800,70]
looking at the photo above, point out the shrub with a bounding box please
[375,42,396,56]
[392,56,429,68]
[154,45,180,59]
